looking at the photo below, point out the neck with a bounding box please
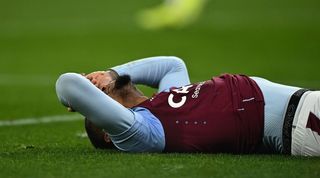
[122,94,148,108]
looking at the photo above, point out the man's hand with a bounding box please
[63,71,118,113]
[86,71,117,92]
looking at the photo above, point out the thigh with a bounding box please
[251,77,301,152]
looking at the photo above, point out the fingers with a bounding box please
[101,86,107,92]
[91,79,107,90]
[102,81,115,94]
[84,71,115,91]
[86,75,93,81]
[91,79,97,85]
[86,71,104,81]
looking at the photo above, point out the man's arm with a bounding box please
[111,56,190,92]
[56,73,165,152]
[56,73,135,135]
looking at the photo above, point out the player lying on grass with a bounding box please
[56,56,320,156]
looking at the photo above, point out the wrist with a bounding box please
[106,69,119,80]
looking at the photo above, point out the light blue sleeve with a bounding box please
[56,73,165,152]
[56,73,134,135]
[109,107,165,152]
[111,56,191,92]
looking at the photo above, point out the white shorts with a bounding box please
[292,91,320,156]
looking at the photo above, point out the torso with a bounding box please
[137,74,265,153]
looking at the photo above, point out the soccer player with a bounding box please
[55,56,320,156]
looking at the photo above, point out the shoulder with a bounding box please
[132,107,155,117]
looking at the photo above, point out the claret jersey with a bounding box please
[137,74,265,153]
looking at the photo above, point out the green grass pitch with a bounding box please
[0,0,320,177]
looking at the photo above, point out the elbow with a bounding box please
[56,73,81,96]
[165,56,188,72]
[55,73,84,107]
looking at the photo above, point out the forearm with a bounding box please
[111,56,190,91]
[56,73,135,135]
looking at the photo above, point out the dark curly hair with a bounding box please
[114,75,131,90]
